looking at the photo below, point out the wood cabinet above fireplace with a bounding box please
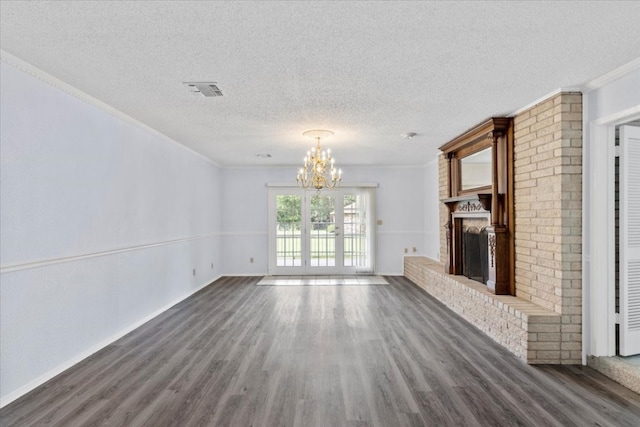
[439,118,515,295]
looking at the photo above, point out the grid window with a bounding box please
[276,195,302,267]
[343,194,367,267]
[309,195,336,267]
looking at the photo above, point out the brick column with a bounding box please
[512,92,582,363]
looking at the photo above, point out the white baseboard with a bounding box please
[0,275,220,408]
[222,273,265,277]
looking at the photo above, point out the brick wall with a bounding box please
[512,92,582,363]
[425,92,583,364]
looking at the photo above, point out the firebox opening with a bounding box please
[462,226,488,284]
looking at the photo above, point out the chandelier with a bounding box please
[296,129,342,190]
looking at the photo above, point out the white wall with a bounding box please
[0,53,439,406]
[221,165,428,275]
[0,59,222,405]
[583,60,640,359]
[424,157,441,261]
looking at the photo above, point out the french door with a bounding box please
[268,187,375,275]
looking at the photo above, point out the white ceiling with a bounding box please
[1,1,639,167]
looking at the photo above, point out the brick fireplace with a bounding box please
[406,92,583,364]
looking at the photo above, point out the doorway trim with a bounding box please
[585,105,640,359]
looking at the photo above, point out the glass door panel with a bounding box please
[275,195,302,267]
[269,189,306,275]
[343,193,369,269]
[308,194,337,269]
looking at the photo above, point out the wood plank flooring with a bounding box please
[2,276,639,426]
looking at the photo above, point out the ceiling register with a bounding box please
[296,130,342,191]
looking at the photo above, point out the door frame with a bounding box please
[618,125,640,355]
[267,184,377,276]
[582,60,640,364]
[585,108,640,358]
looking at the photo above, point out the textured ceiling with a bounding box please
[1,1,639,167]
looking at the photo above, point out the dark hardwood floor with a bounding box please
[2,276,639,426]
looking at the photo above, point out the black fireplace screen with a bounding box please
[462,227,488,284]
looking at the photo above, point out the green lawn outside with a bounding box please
[276,230,365,257]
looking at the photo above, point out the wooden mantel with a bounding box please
[442,193,492,212]
[439,118,514,295]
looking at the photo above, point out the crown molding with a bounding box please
[223,164,427,170]
[265,182,379,188]
[508,87,582,118]
[582,57,640,93]
[508,58,640,118]
[0,50,220,168]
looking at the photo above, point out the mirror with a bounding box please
[460,147,492,191]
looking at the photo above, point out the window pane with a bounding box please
[309,194,335,267]
[343,194,367,267]
[276,195,302,267]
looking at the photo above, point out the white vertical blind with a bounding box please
[620,125,640,356]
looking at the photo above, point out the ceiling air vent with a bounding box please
[183,82,224,97]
